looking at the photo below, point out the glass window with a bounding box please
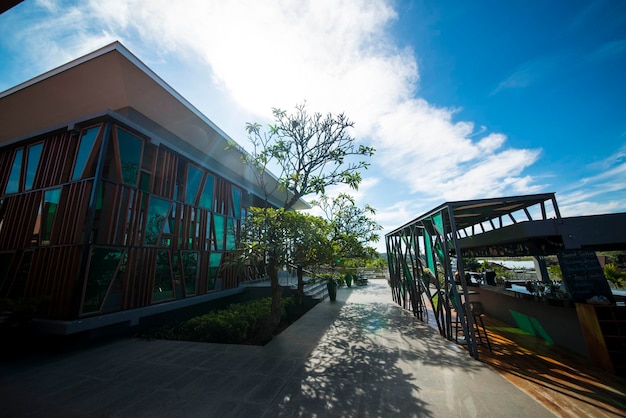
[182,252,198,296]
[187,208,196,249]
[185,165,203,205]
[83,248,124,314]
[198,175,214,209]
[174,160,186,202]
[167,203,177,237]
[101,250,127,314]
[226,218,236,250]
[25,143,43,190]
[171,252,182,299]
[231,188,241,217]
[153,250,174,302]
[139,144,155,193]
[139,172,151,192]
[5,149,23,194]
[0,199,5,237]
[213,214,225,250]
[72,126,100,180]
[205,213,212,251]
[145,197,172,246]
[116,127,143,186]
[41,188,62,244]
[9,251,33,298]
[208,253,222,291]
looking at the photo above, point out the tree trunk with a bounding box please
[256,258,283,344]
[269,265,283,328]
[296,265,304,305]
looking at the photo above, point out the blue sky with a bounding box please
[1,1,625,252]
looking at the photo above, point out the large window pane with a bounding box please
[145,197,172,245]
[25,143,43,190]
[231,188,241,217]
[182,252,198,296]
[226,218,236,250]
[185,165,203,205]
[213,214,225,250]
[9,251,33,298]
[5,149,23,194]
[153,250,174,302]
[116,128,143,185]
[208,253,222,291]
[0,199,5,237]
[102,250,127,313]
[83,248,124,314]
[198,175,214,209]
[72,126,100,180]
[41,188,62,244]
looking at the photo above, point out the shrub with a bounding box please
[145,296,294,344]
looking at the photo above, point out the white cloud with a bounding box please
[373,98,541,200]
[3,0,547,231]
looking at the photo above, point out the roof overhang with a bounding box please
[388,193,560,237]
[387,193,626,257]
[0,41,309,210]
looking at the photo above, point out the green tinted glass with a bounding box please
[116,128,143,185]
[231,188,241,217]
[153,250,174,301]
[213,215,225,250]
[182,252,198,296]
[83,248,124,313]
[185,165,203,205]
[145,197,171,245]
[226,218,236,250]
[25,143,43,190]
[198,175,214,209]
[208,252,222,291]
[5,149,23,194]
[72,126,100,180]
[41,188,62,242]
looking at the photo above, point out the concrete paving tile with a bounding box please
[0,280,575,417]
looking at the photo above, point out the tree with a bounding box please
[283,211,333,303]
[311,193,382,262]
[233,103,375,339]
[235,207,289,340]
[238,103,375,210]
[463,258,481,272]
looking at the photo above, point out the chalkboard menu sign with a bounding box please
[557,249,615,304]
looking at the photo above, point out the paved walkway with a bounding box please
[1,280,555,417]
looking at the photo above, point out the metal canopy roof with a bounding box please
[388,192,559,238]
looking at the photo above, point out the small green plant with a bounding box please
[604,264,626,289]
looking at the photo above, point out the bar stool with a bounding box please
[467,301,492,351]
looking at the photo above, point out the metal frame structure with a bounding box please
[386,193,562,359]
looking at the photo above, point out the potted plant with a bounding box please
[344,272,353,288]
[327,276,338,301]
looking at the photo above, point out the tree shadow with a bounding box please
[270,284,486,417]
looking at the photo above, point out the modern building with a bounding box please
[0,42,306,334]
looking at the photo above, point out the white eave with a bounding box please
[0,41,309,210]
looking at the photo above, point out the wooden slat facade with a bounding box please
[0,117,250,322]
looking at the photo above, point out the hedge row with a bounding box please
[144,296,294,344]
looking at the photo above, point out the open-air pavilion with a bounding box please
[385,192,626,376]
